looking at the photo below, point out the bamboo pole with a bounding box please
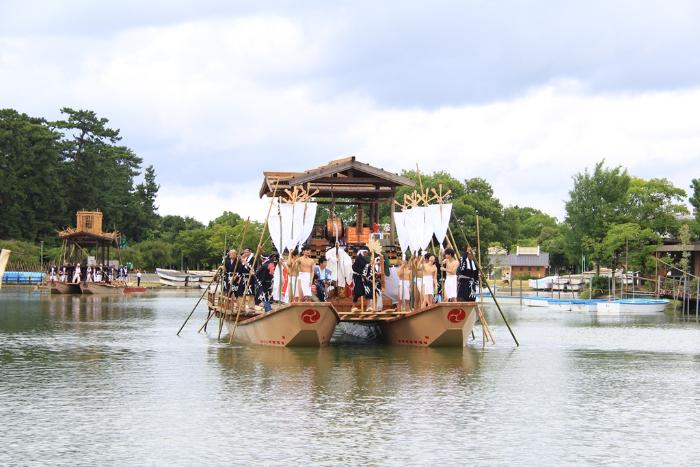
[198,217,251,333]
[177,269,222,336]
[229,182,279,344]
[454,216,519,346]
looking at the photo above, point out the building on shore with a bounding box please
[489,246,550,280]
[654,241,700,277]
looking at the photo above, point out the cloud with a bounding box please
[1,7,699,224]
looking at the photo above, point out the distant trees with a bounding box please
[0,107,158,244]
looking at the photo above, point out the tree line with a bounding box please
[2,107,698,273]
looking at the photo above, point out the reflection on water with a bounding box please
[0,288,699,465]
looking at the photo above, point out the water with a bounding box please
[1,289,698,466]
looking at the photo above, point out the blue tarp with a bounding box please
[2,272,44,285]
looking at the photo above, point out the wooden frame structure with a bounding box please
[58,210,120,265]
[259,156,415,248]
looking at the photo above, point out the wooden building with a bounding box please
[259,157,415,255]
[489,246,550,280]
[654,241,700,276]
[58,210,120,265]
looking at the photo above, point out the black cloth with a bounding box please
[457,254,479,302]
[352,254,372,302]
[233,255,254,297]
[253,259,274,305]
[224,256,238,293]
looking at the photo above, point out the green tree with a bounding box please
[625,177,687,237]
[565,161,631,274]
[0,109,64,240]
[601,223,659,273]
[54,107,144,239]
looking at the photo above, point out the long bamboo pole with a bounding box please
[229,182,279,344]
[198,217,251,334]
[454,216,519,346]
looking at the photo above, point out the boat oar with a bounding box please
[229,181,279,344]
[453,217,519,346]
[176,269,223,336]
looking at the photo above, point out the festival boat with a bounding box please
[254,157,483,347]
[49,281,82,294]
[79,282,125,295]
[208,294,339,347]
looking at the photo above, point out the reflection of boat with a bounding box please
[596,299,669,314]
[209,296,339,347]
[156,268,200,287]
[379,303,478,347]
[79,282,124,295]
[50,282,82,294]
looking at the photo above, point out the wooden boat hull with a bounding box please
[223,302,339,347]
[123,287,146,293]
[159,278,200,288]
[379,303,478,347]
[80,282,124,295]
[49,282,82,294]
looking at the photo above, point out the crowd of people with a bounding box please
[219,243,481,312]
[47,263,131,285]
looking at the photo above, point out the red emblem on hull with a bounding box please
[447,308,466,323]
[301,308,321,324]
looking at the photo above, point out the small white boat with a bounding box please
[596,299,669,314]
[159,277,201,288]
[156,268,201,286]
[523,297,551,307]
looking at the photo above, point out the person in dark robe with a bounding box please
[351,249,371,306]
[223,249,238,295]
[254,254,277,310]
[235,248,255,301]
[457,247,479,302]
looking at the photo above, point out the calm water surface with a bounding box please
[0,288,698,466]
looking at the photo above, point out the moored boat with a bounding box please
[156,268,201,287]
[79,282,125,295]
[596,298,669,314]
[49,281,82,294]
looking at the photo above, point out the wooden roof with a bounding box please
[58,228,119,247]
[259,156,415,199]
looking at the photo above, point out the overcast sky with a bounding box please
[2,0,699,222]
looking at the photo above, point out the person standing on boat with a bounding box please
[314,256,333,301]
[422,253,437,308]
[224,249,238,295]
[48,265,57,283]
[351,249,373,310]
[136,269,142,287]
[254,253,277,311]
[297,246,316,301]
[72,263,81,283]
[86,265,93,282]
[397,258,412,311]
[237,248,255,309]
[442,248,459,302]
[457,247,479,301]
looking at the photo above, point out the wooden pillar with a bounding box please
[389,193,395,246]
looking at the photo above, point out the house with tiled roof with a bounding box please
[489,246,550,280]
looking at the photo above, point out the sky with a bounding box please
[1,0,699,222]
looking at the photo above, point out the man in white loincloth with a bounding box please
[296,246,316,301]
[442,248,459,302]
